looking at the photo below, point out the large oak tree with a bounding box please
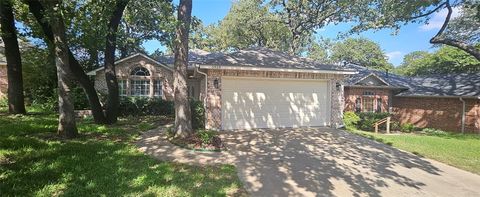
[173,0,193,138]
[0,0,26,114]
[46,0,78,138]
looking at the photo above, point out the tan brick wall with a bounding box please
[344,87,391,113]
[392,97,480,133]
[203,69,347,130]
[0,64,6,98]
[93,55,174,100]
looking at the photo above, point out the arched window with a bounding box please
[130,67,150,76]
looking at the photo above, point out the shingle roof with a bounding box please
[345,64,480,98]
[156,49,224,65]
[344,64,410,89]
[200,47,353,72]
[397,73,480,97]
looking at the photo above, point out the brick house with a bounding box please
[87,49,479,133]
[88,48,355,130]
[344,64,480,133]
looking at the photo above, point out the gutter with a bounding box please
[459,97,466,134]
[195,64,208,110]
[198,64,357,75]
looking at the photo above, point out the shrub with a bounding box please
[357,112,391,131]
[118,97,174,116]
[400,123,416,133]
[343,111,360,130]
[198,130,217,144]
[421,128,448,136]
[391,121,401,131]
[190,99,205,130]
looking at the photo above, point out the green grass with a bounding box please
[0,108,245,196]
[348,129,480,174]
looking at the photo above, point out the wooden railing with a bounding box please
[374,116,391,133]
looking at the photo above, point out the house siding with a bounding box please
[344,87,391,113]
[0,64,6,98]
[93,55,174,100]
[203,69,346,130]
[392,97,480,133]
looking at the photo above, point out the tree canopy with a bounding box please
[330,38,393,70]
[396,46,480,76]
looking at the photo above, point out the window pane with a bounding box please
[154,80,162,96]
[376,98,382,113]
[131,80,150,96]
[363,97,374,112]
[118,80,127,96]
[355,98,361,113]
[130,67,150,76]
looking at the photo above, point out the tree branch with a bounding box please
[429,0,480,60]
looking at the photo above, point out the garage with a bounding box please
[222,77,331,130]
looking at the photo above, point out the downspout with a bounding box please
[459,97,466,134]
[195,64,208,128]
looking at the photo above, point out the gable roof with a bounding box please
[86,53,172,76]
[344,64,410,89]
[396,73,480,98]
[345,64,480,98]
[197,47,355,73]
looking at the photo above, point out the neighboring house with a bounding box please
[344,64,480,133]
[87,48,356,130]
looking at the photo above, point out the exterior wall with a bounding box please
[203,69,346,130]
[0,64,6,98]
[392,97,480,133]
[344,87,391,113]
[93,55,174,100]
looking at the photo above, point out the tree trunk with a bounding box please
[173,0,193,138]
[104,0,129,124]
[0,0,26,114]
[49,0,78,138]
[26,0,107,124]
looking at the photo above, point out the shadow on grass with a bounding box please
[0,113,244,196]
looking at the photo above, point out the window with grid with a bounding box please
[118,80,127,96]
[131,80,150,96]
[154,80,162,96]
[355,98,361,113]
[362,97,374,112]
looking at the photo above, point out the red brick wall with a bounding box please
[344,87,391,113]
[0,64,6,98]
[392,97,480,133]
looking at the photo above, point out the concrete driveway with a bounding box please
[137,127,480,196]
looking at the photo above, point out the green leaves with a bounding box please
[396,46,480,76]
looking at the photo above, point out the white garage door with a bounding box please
[222,77,331,130]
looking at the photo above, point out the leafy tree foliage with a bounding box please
[396,46,480,76]
[204,0,291,52]
[330,38,393,70]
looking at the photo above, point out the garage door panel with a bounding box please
[222,78,330,130]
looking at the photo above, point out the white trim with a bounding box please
[86,53,173,76]
[353,73,390,86]
[394,95,480,99]
[345,85,407,89]
[198,64,357,75]
[221,76,331,82]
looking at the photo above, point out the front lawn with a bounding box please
[349,130,480,174]
[0,109,245,196]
